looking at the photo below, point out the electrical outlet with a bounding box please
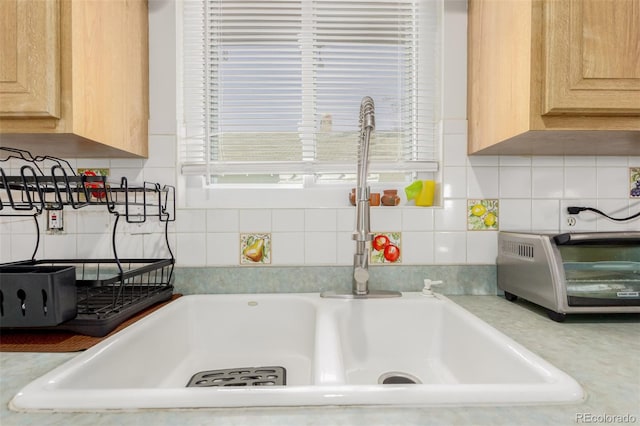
[47,209,64,231]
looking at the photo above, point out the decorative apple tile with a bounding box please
[630,168,640,198]
[370,232,402,264]
[240,233,271,265]
[467,199,499,231]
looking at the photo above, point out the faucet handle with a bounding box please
[354,267,370,284]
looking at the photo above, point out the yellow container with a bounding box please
[415,180,435,206]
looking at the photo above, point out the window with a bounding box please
[179,0,442,187]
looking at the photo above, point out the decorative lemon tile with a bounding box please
[370,232,402,264]
[630,168,640,198]
[467,199,499,231]
[240,233,271,265]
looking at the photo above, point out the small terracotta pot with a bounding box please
[381,189,401,206]
[370,192,381,206]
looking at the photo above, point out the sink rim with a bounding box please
[10,292,585,411]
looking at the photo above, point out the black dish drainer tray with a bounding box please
[0,148,175,336]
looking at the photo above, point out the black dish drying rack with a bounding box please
[0,148,175,336]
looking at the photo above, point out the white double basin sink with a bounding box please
[11,292,584,411]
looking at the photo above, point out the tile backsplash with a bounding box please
[1,0,638,269]
[2,144,637,267]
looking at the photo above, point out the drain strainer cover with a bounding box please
[187,366,286,387]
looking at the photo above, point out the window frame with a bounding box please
[176,0,443,209]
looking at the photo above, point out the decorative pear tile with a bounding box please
[240,233,271,265]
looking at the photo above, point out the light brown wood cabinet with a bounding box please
[0,0,148,158]
[468,0,640,156]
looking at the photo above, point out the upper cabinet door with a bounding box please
[0,0,60,118]
[543,0,640,115]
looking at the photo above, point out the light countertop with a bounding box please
[1,295,638,426]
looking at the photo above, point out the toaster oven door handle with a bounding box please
[554,232,640,245]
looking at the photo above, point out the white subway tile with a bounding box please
[401,231,435,264]
[239,209,272,232]
[402,208,434,231]
[531,199,561,232]
[207,209,239,232]
[304,232,337,264]
[467,155,499,167]
[442,166,467,198]
[564,156,596,167]
[336,231,354,266]
[9,216,40,234]
[442,134,468,166]
[176,233,206,266]
[532,156,564,166]
[435,199,468,231]
[271,232,305,265]
[499,156,531,167]
[467,167,499,199]
[305,209,337,232]
[10,234,42,261]
[176,209,206,233]
[143,167,176,188]
[145,135,177,168]
[206,232,240,266]
[596,156,629,167]
[43,234,77,259]
[77,234,112,259]
[499,199,532,232]
[597,167,629,199]
[443,119,467,135]
[564,168,597,199]
[500,167,531,198]
[371,208,402,233]
[337,208,355,232]
[466,232,498,264]
[532,167,564,199]
[76,209,111,234]
[143,232,176,259]
[109,168,144,185]
[273,209,305,232]
[0,236,10,263]
[434,232,467,264]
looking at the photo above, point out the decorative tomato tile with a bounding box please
[467,199,499,231]
[630,168,640,198]
[78,168,110,177]
[370,232,402,264]
[240,233,271,265]
[77,168,110,202]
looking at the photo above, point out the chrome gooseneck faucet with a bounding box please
[352,96,375,295]
[322,97,401,299]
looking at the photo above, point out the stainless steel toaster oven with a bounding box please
[497,232,640,321]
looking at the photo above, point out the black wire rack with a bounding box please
[0,148,176,336]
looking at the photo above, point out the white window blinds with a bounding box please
[179,0,441,184]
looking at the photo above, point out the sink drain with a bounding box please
[378,371,422,385]
[187,366,286,387]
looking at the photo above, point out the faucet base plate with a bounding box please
[320,290,402,299]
